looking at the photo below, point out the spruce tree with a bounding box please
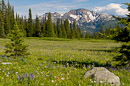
[4,8,11,35]
[23,16,28,37]
[35,15,41,37]
[19,16,26,37]
[61,24,67,38]
[57,18,61,35]
[0,8,5,37]
[99,24,104,38]
[54,23,58,37]
[113,3,130,67]
[5,20,29,58]
[42,21,46,37]
[27,8,33,37]
[58,28,62,38]
[46,12,54,37]
[71,29,75,39]
[85,30,89,39]
[64,19,71,38]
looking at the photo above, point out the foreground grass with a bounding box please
[0,37,129,86]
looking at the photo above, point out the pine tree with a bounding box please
[71,29,75,39]
[61,24,67,38]
[35,15,41,37]
[57,18,61,35]
[64,19,71,38]
[99,24,104,38]
[46,12,55,37]
[10,6,15,30]
[19,16,26,37]
[54,23,58,37]
[58,28,62,38]
[23,16,28,37]
[0,8,5,37]
[5,21,29,58]
[4,7,11,35]
[27,8,33,37]
[42,21,46,37]
[113,3,130,67]
[85,30,89,39]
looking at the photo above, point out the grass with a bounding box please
[0,37,129,86]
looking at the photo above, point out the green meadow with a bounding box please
[0,38,130,86]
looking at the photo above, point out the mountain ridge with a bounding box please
[39,8,117,32]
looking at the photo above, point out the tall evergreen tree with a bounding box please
[64,19,71,38]
[27,8,33,37]
[0,8,5,37]
[85,30,89,39]
[23,16,28,37]
[61,23,67,38]
[99,24,104,38]
[71,29,75,39]
[46,12,54,37]
[57,18,61,35]
[35,15,41,37]
[54,23,58,37]
[58,28,62,38]
[113,3,130,67]
[4,7,11,35]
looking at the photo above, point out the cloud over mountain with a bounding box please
[94,3,129,16]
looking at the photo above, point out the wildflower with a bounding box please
[8,71,10,74]
[6,74,9,77]
[43,74,45,78]
[16,72,18,74]
[87,65,89,68]
[18,75,21,81]
[54,76,56,78]
[64,65,66,68]
[24,73,27,79]
[61,77,64,80]
[52,80,54,82]
[56,76,60,80]
[29,73,34,80]
[2,69,5,72]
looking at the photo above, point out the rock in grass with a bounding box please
[1,62,12,65]
[84,67,120,86]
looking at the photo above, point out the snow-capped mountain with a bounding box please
[39,8,117,32]
[62,8,115,25]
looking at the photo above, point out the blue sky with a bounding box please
[4,0,130,18]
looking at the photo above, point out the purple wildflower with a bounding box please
[24,73,27,79]
[18,75,21,81]
[29,73,32,77]
[43,74,45,78]
[21,75,23,79]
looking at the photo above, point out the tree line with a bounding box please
[0,0,84,39]
[0,0,121,40]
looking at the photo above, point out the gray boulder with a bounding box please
[84,67,120,86]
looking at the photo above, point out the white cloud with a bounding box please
[94,3,129,16]
[74,0,88,2]
[15,1,77,18]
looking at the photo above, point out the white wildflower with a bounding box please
[52,80,54,82]
[61,77,64,80]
